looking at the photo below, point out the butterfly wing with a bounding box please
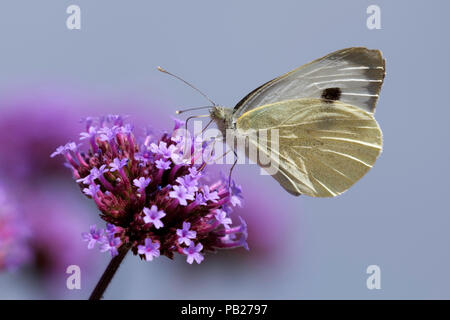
[233,47,385,119]
[236,98,382,197]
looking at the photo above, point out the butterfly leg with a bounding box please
[228,150,238,186]
[184,114,210,132]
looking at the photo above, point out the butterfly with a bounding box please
[159,47,385,197]
[209,47,385,197]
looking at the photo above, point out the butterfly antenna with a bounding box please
[157,66,217,106]
[175,106,214,115]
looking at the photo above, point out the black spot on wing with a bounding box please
[321,87,342,103]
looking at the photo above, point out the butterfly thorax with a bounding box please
[210,106,234,136]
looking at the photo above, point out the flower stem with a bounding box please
[89,245,130,300]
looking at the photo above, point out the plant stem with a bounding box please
[89,245,130,300]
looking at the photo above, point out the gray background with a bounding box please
[0,0,449,299]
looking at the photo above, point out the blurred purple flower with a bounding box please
[0,105,80,182]
[0,90,166,184]
[0,186,32,271]
[0,184,95,297]
[22,191,95,282]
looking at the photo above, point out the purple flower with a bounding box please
[183,242,204,264]
[170,150,191,165]
[150,141,176,159]
[100,234,121,257]
[188,167,201,178]
[82,225,104,249]
[83,183,100,197]
[219,216,249,251]
[109,157,128,172]
[80,126,97,140]
[121,123,133,135]
[171,134,184,144]
[230,181,244,207]
[106,223,116,235]
[202,185,219,203]
[137,238,160,261]
[50,146,66,158]
[53,116,248,264]
[133,177,151,193]
[176,175,198,194]
[82,224,122,258]
[98,126,120,142]
[169,185,195,206]
[50,142,77,158]
[155,159,171,170]
[106,114,127,126]
[176,222,197,246]
[65,142,78,152]
[172,118,185,131]
[90,165,109,179]
[83,184,100,197]
[195,192,207,206]
[76,174,94,185]
[143,205,166,229]
[215,210,232,228]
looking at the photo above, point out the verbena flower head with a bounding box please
[52,115,248,264]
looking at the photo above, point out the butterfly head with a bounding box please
[210,106,233,135]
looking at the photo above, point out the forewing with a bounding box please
[233,47,385,119]
[236,98,382,197]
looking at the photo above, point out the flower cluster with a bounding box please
[81,224,121,257]
[0,186,31,271]
[52,115,248,264]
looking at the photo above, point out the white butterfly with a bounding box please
[160,47,385,197]
[210,47,385,197]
